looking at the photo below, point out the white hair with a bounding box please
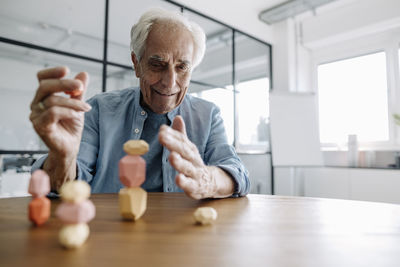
[130,8,206,69]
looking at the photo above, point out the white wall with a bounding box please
[275,167,400,204]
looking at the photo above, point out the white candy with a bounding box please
[193,207,218,225]
[59,223,90,249]
[60,180,91,203]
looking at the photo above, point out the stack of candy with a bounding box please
[28,170,51,226]
[119,140,149,221]
[55,180,95,249]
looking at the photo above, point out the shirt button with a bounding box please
[141,110,146,116]
[134,128,139,134]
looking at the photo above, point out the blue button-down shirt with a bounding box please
[32,87,250,196]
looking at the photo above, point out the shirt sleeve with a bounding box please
[76,97,100,185]
[204,106,250,197]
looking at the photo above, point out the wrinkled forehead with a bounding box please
[144,21,194,63]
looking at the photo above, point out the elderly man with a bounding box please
[30,8,249,199]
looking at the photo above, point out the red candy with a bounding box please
[119,155,146,187]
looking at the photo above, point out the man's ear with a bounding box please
[131,52,141,78]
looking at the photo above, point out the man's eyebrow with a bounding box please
[148,55,191,66]
[148,55,165,62]
[178,59,191,65]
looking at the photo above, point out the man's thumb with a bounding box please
[172,115,187,136]
[73,72,90,100]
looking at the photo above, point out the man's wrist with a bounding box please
[44,152,77,191]
[208,166,235,198]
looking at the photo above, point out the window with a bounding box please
[318,52,389,145]
[236,78,270,148]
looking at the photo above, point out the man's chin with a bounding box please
[149,102,174,114]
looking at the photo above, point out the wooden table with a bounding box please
[1,193,400,267]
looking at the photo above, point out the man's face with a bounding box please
[132,22,194,114]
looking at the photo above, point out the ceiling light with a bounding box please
[259,0,337,24]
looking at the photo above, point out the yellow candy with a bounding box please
[123,140,149,155]
[59,223,90,249]
[193,207,218,225]
[60,180,91,203]
[119,187,147,221]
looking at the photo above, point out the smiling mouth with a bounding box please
[152,87,177,97]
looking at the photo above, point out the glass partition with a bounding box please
[183,9,234,144]
[0,42,103,151]
[108,0,180,66]
[234,32,271,152]
[106,65,139,91]
[0,0,105,59]
[0,0,272,153]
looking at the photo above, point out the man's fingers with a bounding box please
[169,151,198,178]
[32,106,83,132]
[31,79,83,108]
[175,173,200,199]
[37,66,69,82]
[72,72,90,100]
[159,126,202,165]
[41,95,91,112]
[171,115,186,135]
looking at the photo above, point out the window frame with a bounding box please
[311,28,400,151]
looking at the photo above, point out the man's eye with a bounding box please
[178,65,189,71]
[150,63,163,68]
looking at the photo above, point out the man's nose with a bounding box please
[161,67,176,89]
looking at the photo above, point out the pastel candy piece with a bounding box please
[59,223,89,249]
[28,170,50,198]
[119,187,147,221]
[65,88,82,97]
[193,207,218,225]
[56,199,95,224]
[119,155,146,187]
[60,180,91,203]
[123,140,149,155]
[29,196,51,226]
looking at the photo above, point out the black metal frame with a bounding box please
[0,0,275,194]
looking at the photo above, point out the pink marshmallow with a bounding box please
[56,199,96,224]
[28,170,50,198]
[119,155,146,187]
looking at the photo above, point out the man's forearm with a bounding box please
[208,166,235,198]
[43,152,77,191]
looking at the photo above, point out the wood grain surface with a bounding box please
[1,193,400,267]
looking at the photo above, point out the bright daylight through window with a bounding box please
[318,52,388,145]
[237,78,270,148]
[190,88,234,144]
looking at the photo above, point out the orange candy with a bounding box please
[65,89,83,97]
[29,196,51,226]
